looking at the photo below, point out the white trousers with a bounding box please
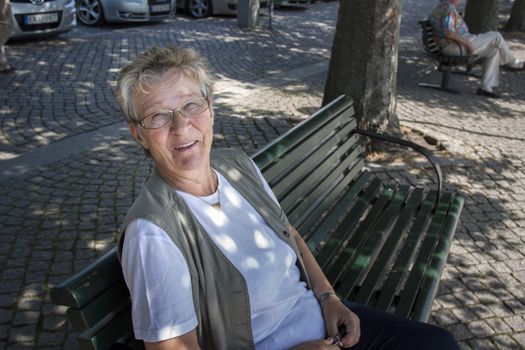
[443,31,521,91]
[0,0,12,68]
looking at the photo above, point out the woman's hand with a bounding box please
[320,297,360,348]
[292,338,343,350]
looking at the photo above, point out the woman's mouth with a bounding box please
[175,141,197,152]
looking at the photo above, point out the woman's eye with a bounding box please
[183,102,199,111]
[153,113,171,121]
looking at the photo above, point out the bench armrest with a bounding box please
[354,128,443,202]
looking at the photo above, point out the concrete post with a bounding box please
[237,0,260,28]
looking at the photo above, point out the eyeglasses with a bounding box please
[139,96,209,129]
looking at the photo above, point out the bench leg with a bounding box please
[450,64,481,79]
[418,70,461,94]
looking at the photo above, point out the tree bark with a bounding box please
[237,0,260,28]
[505,0,525,31]
[464,0,499,33]
[323,0,402,134]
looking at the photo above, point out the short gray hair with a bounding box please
[116,46,214,123]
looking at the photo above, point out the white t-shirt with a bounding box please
[121,166,325,349]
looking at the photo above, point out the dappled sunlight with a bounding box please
[223,185,242,208]
[204,206,228,226]
[254,229,272,249]
[215,233,238,254]
[242,256,261,270]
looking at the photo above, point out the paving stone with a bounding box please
[37,331,66,347]
[8,325,36,345]
[450,323,474,342]
[503,315,525,333]
[513,332,525,347]
[485,317,513,335]
[451,308,479,324]
[467,337,496,350]
[466,320,496,338]
[492,334,520,349]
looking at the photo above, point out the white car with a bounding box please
[9,0,76,40]
[75,0,176,26]
[178,0,268,19]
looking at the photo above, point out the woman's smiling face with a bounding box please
[130,73,214,179]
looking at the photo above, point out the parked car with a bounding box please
[273,0,310,6]
[9,0,76,40]
[177,0,267,19]
[75,0,177,26]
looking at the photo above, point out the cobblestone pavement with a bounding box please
[0,0,524,349]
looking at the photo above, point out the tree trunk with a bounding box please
[464,0,499,33]
[505,0,525,31]
[237,0,260,28]
[323,0,402,134]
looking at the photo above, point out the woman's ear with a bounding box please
[128,122,149,149]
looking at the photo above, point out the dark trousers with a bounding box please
[344,302,460,350]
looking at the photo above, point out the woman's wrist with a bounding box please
[317,290,339,303]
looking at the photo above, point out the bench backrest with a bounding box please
[253,95,363,245]
[419,19,470,66]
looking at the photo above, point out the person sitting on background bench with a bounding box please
[115,45,461,350]
[429,0,525,98]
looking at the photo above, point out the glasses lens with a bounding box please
[181,98,208,118]
[143,112,172,129]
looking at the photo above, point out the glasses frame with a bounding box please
[138,96,210,129]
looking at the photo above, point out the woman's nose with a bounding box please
[169,111,190,132]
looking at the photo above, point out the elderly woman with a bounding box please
[115,46,460,350]
[429,0,524,98]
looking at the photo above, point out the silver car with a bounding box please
[178,0,268,19]
[76,0,176,26]
[9,0,76,40]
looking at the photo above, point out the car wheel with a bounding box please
[185,0,212,18]
[76,0,105,26]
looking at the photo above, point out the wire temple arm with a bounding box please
[354,128,443,201]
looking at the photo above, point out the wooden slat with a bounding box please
[319,181,391,275]
[303,170,371,252]
[374,190,437,312]
[353,188,424,305]
[279,144,361,215]
[280,143,362,217]
[264,117,357,187]
[333,185,407,300]
[393,192,453,319]
[335,186,412,299]
[295,161,367,236]
[412,195,464,321]
[269,129,359,197]
[51,247,121,308]
[67,281,130,330]
[253,95,354,171]
[77,306,133,350]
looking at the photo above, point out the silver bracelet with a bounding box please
[317,290,339,303]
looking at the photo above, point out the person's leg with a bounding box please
[343,302,460,350]
[464,33,503,93]
[0,0,13,70]
[468,31,522,67]
[479,47,500,92]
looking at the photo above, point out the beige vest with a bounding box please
[118,148,311,350]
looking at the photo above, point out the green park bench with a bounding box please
[418,19,479,94]
[50,95,464,350]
